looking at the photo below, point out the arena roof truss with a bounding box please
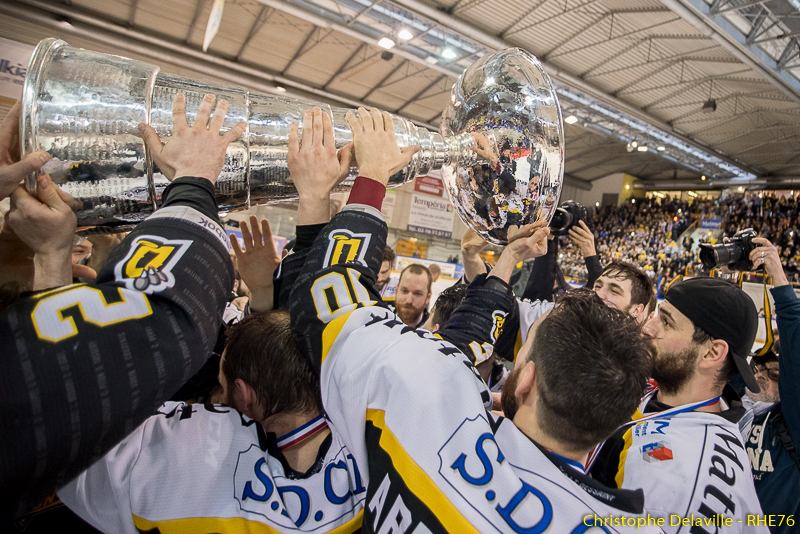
[1,0,800,190]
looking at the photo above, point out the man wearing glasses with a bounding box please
[743,237,799,534]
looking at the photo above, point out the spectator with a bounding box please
[375,245,395,294]
[393,263,432,328]
[428,263,441,283]
[738,237,800,533]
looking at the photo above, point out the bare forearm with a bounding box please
[488,250,518,285]
[463,253,487,283]
[33,251,71,290]
[297,195,331,226]
[247,288,274,313]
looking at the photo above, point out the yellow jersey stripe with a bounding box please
[132,509,363,534]
[321,311,355,365]
[615,407,644,489]
[365,409,481,534]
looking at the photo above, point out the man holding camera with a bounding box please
[590,272,766,531]
[742,237,800,533]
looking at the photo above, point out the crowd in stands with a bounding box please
[0,91,797,534]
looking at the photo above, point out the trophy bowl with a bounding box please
[21,39,564,243]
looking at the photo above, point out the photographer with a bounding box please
[742,237,800,533]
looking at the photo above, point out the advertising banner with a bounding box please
[381,188,397,226]
[407,193,455,238]
[0,37,34,101]
[414,175,444,197]
[700,218,722,229]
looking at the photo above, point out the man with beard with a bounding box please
[590,277,767,532]
[391,263,431,328]
[739,238,800,534]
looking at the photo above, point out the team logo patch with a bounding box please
[114,235,192,294]
[642,441,673,462]
[490,310,507,342]
[323,230,371,268]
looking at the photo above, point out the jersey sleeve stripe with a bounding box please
[615,409,642,489]
[322,311,356,365]
[365,409,481,534]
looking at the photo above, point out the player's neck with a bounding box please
[263,411,331,473]
[655,379,722,413]
[513,408,589,468]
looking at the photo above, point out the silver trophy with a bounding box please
[21,38,563,244]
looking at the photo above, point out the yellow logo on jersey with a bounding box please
[114,235,192,293]
[490,310,507,342]
[323,230,371,268]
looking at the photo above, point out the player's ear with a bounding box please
[514,361,536,400]
[234,379,259,417]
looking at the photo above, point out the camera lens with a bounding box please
[549,207,572,234]
[698,243,741,269]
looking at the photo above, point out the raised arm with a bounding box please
[752,237,800,434]
[290,107,417,370]
[0,93,245,519]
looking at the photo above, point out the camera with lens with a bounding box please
[550,200,589,236]
[698,228,758,271]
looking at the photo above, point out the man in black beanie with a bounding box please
[591,277,767,533]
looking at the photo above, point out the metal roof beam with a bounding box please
[323,42,367,89]
[661,0,800,103]
[0,0,442,130]
[184,0,210,43]
[362,59,409,101]
[282,26,334,75]
[394,73,448,114]
[582,43,723,78]
[236,5,274,60]
[503,0,606,39]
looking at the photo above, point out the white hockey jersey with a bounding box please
[290,206,664,534]
[607,392,768,533]
[58,402,365,533]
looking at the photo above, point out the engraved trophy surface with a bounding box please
[21,39,563,243]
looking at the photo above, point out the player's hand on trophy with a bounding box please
[0,101,52,202]
[345,107,419,187]
[230,215,281,313]
[139,93,247,183]
[506,220,550,261]
[288,107,354,225]
[568,221,597,258]
[7,173,78,289]
[750,237,789,287]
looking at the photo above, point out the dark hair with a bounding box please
[692,324,736,390]
[430,283,469,327]
[399,264,432,293]
[223,310,321,419]
[600,260,653,310]
[526,289,653,451]
[382,246,396,265]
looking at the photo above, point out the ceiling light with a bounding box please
[630,141,638,148]
[425,56,438,65]
[702,99,717,113]
[657,146,665,151]
[378,37,395,50]
[275,86,286,92]
[398,29,413,40]
[626,143,634,152]
[442,48,457,59]
[637,146,648,152]
[688,191,697,197]
[701,175,707,181]
[738,186,744,192]
[595,202,600,207]
[625,184,630,190]
[564,115,578,124]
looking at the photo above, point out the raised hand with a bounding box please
[568,221,596,257]
[139,93,247,183]
[506,220,550,261]
[229,215,281,312]
[7,174,78,289]
[750,237,789,287]
[288,107,354,225]
[1,101,52,201]
[345,107,419,186]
